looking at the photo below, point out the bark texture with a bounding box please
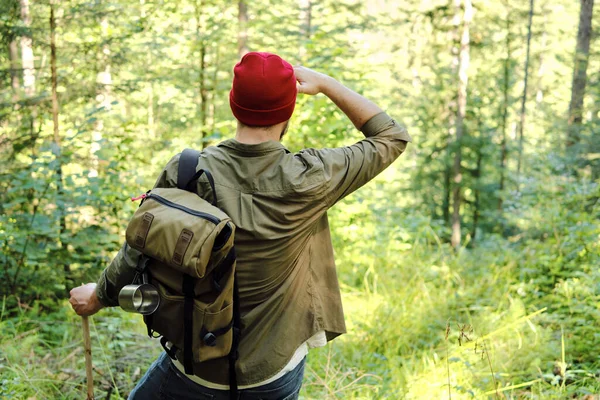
[567,0,595,146]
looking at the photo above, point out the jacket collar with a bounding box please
[218,139,291,155]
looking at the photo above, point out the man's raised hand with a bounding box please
[294,66,330,96]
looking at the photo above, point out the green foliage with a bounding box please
[1,175,597,398]
[1,0,599,398]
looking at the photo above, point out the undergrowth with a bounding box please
[1,174,598,399]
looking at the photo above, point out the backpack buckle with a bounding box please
[203,332,217,347]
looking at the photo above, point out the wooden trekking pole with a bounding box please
[82,316,94,400]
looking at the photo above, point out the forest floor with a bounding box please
[2,240,599,399]
[1,178,599,399]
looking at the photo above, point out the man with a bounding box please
[70,52,411,399]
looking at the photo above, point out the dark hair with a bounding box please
[237,121,277,130]
[237,120,290,140]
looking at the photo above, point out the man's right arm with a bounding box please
[94,154,181,307]
[95,243,142,307]
[294,66,412,207]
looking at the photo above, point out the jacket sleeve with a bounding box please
[300,112,411,208]
[95,243,142,307]
[95,154,181,307]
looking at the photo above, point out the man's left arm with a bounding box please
[314,112,411,207]
[294,66,411,207]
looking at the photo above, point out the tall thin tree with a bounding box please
[451,0,473,249]
[195,0,208,149]
[9,39,20,97]
[238,0,249,58]
[90,13,112,178]
[8,29,21,128]
[19,0,37,150]
[535,4,548,108]
[471,136,483,242]
[567,0,595,146]
[444,1,462,225]
[498,6,512,212]
[516,0,534,178]
[20,0,35,97]
[299,0,312,61]
[141,0,156,138]
[50,0,68,291]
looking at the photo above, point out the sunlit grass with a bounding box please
[1,176,598,399]
[300,242,558,399]
[1,238,598,400]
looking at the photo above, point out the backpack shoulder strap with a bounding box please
[177,148,201,191]
[177,148,218,206]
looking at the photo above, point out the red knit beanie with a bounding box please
[229,52,297,126]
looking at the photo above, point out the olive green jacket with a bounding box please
[96,111,411,386]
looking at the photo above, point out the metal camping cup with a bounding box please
[118,283,160,315]
[118,273,160,315]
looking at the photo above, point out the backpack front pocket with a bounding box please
[150,280,233,364]
[195,301,233,363]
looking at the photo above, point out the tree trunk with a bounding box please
[443,157,451,223]
[20,0,35,97]
[19,0,37,155]
[593,69,600,127]
[8,38,21,131]
[9,39,20,96]
[471,148,483,242]
[299,0,312,61]
[210,43,220,136]
[50,1,69,292]
[147,52,155,138]
[90,15,112,178]
[516,0,534,178]
[195,0,208,149]
[200,42,207,149]
[593,112,599,180]
[498,10,511,212]
[593,70,600,180]
[140,0,155,138]
[299,0,312,146]
[535,6,548,107]
[451,0,472,249]
[444,1,461,226]
[50,6,60,163]
[238,0,249,58]
[567,0,595,146]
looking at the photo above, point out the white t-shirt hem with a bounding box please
[172,330,327,390]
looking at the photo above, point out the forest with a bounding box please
[0,0,599,398]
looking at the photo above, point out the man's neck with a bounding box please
[234,121,288,144]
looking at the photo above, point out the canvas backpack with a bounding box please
[124,148,241,397]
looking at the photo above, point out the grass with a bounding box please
[1,176,598,399]
[3,238,596,399]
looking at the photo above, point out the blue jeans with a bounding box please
[128,352,306,400]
